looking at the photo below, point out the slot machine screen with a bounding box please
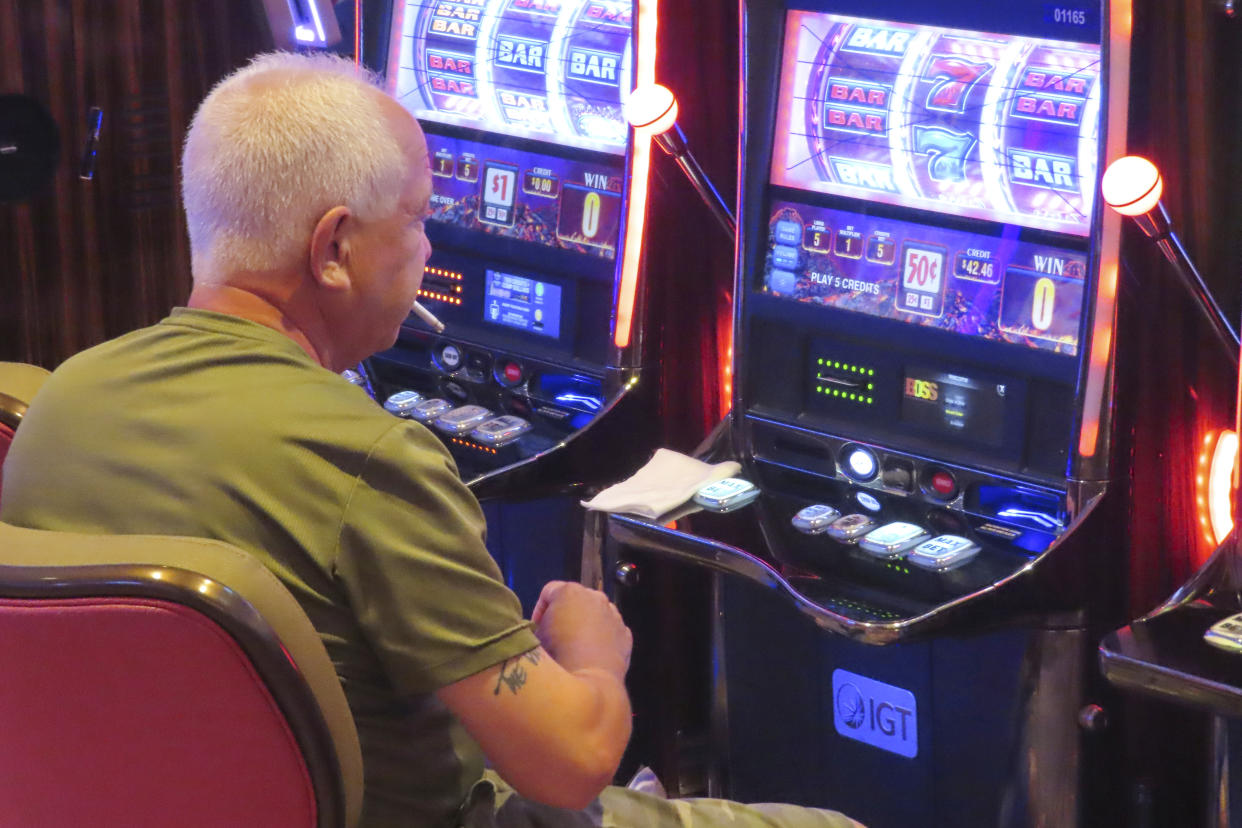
[760,10,1103,357]
[387,0,630,265]
[484,269,565,337]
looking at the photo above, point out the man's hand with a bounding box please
[531,581,632,680]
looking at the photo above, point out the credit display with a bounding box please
[763,199,1087,355]
[484,269,564,337]
[771,10,1102,235]
[426,129,625,259]
[388,0,633,154]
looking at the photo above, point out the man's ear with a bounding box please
[309,206,352,291]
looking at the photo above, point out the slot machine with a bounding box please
[599,0,1135,824]
[354,0,661,606]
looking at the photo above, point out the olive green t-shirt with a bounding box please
[1,308,539,826]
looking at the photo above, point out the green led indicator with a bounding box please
[867,383,874,390]
[868,368,875,376]
[818,358,824,365]
[834,361,840,368]
[832,389,839,397]
[866,397,873,404]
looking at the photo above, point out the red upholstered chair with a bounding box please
[0,523,364,827]
[0,361,51,506]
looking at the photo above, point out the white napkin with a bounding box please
[581,448,741,519]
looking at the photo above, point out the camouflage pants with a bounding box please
[460,771,865,828]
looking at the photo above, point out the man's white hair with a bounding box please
[181,51,408,276]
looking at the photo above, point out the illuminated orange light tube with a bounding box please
[1079,0,1131,459]
[614,0,660,349]
[354,0,362,63]
[1077,262,1115,457]
[1201,429,1238,548]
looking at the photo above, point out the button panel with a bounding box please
[365,343,612,476]
[749,419,1065,528]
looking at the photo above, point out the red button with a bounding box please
[503,362,523,384]
[930,470,956,497]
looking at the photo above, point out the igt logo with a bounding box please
[836,683,866,729]
[832,669,918,758]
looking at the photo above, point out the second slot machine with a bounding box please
[601,0,1136,824]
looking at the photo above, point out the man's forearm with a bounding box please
[438,648,633,810]
[564,665,633,780]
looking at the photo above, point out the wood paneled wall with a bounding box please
[0,0,271,368]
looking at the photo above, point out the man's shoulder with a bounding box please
[36,313,405,446]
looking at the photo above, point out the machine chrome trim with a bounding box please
[1065,479,1108,522]
[1008,628,1085,828]
[708,571,730,798]
[466,366,640,494]
[0,392,28,430]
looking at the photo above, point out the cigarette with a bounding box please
[411,301,446,333]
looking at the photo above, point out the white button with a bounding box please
[856,492,881,512]
[846,447,877,480]
[440,344,462,370]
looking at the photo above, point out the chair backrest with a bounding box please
[0,361,50,420]
[0,522,364,828]
[0,361,51,506]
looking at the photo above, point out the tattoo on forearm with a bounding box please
[493,651,542,696]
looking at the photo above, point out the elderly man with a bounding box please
[0,53,860,828]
